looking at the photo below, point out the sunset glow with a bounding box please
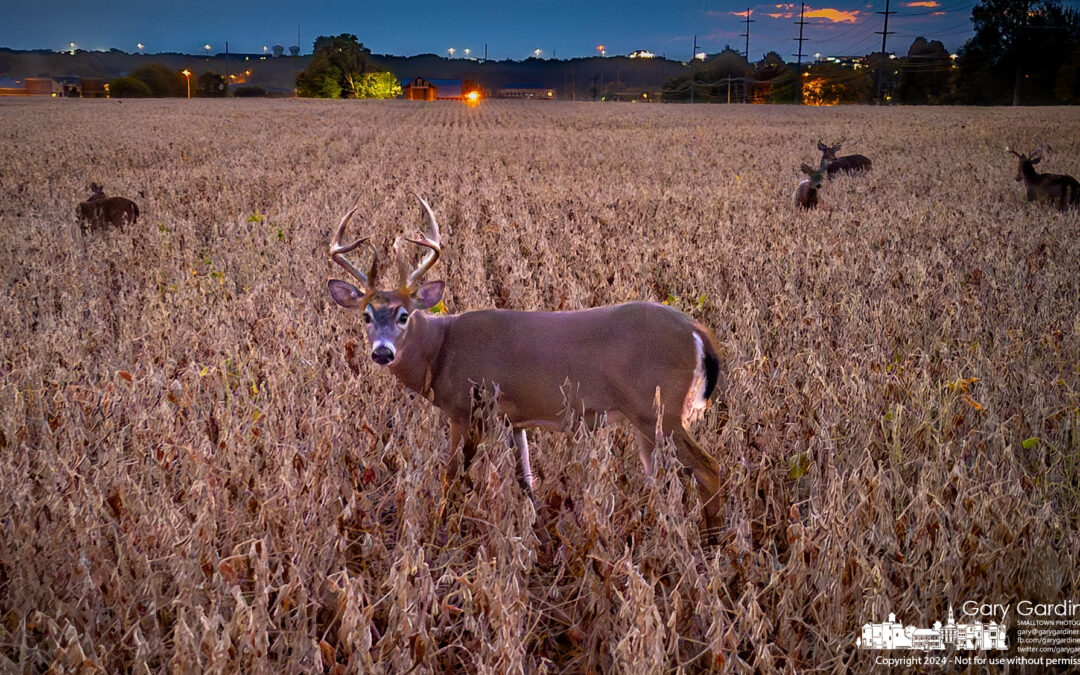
[805,8,861,22]
[904,1,941,6]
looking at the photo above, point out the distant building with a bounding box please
[402,78,480,102]
[25,77,62,96]
[629,50,656,59]
[496,84,555,100]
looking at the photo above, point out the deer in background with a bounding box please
[76,184,139,235]
[326,195,724,533]
[796,161,825,209]
[817,139,872,177]
[1009,146,1080,211]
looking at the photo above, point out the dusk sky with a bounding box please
[1,0,1004,61]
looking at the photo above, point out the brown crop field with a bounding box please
[1,99,1078,672]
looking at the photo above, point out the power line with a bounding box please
[794,1,809,103]
[875,0,897,103]
[741,8,756,60]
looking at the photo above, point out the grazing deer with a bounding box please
[1009,146,1080,211]
[795,162,825,209]
[817,139,872,177]
[75,193,139,235]
[327,196,724,532]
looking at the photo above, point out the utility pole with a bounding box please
[690,34,697,104]
[875,0,896,104]
[224,41,229,94]
[793,2,808,104]
[741,8,755,61]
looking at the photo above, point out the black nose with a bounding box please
[372,346,394,365]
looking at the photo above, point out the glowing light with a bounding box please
[448,47,455,58]
[904,0,940,5]
[533,48,542,58]
[597,45,606,57]
[466,90,479,102]
[181,69,191,99]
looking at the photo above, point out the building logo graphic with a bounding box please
[858,605,1008,651]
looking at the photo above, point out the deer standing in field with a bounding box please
[76,186,139,235]
[817,139,872,177]
[1008,146,1080,211]
[795,161,825,209]
[326,196,724,532]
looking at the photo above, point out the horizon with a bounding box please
[0,0,995,64]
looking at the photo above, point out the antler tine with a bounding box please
[329,196,373,287]
[402,194,442,291]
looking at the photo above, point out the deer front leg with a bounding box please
[444,419,477,487]
[511,427,534,495]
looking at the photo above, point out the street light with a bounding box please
[597,45,606,57]
[448,47,455,58]
[464,48,470,58]
[136,42,144,53]
[533,48,542,58]
[204,44,211,60]
[181,69,191,98]
[69,42,76,55]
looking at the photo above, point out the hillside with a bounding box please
[0,47,688,98]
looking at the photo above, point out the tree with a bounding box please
[296,34,375,98]
[960,0,1080,104]
[356,71,402,99]
[109,76,152,98]
[197,71,226,97]
[130,63,186,97]
[896,38,953,104]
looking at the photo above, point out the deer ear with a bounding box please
[328,279,365,308]
[413,280,445,310]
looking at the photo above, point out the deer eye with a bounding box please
[363,308,374,325]
[396,309,409,326]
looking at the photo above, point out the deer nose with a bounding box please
[371,346,395,365]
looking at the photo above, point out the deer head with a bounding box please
[817,138,844,161]
[327,195,445,366]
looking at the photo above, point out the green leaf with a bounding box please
[789,453,811,480]
[1021,437,1040,450]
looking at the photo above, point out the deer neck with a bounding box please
[387,311,448,398]
[1022,162,1039,182]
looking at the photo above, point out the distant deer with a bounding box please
[87,182,106,202]
[326,196,724,533]
[1009,146,1080,211]
[76,188,139,235]
[817,139,872,177]
[795,162,825,209]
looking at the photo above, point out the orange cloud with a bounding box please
[775,3,796,8]
[805,7,861,22]
[904,1,940,6]
[768,12,795,17]
[731,9,754,17]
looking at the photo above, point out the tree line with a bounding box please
[664,0,1079,105]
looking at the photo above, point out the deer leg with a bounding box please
[669,424,723,534]
[445,419,477,484]
[510,427,534,495]
[635,430,655,477]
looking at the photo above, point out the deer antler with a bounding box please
[330,196,375,288]
[397,194,442,292]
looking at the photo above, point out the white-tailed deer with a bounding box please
[76,188,139,235]
[796,161,825,209]
[327,196,724,532]
[817,139,872,177]
[1009,146,1079,211]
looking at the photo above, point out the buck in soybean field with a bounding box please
[796,162,825,209]
[76,185,139,235]
[817,139,872,177]
[326,195,724,533]
[1009,146,1079,211]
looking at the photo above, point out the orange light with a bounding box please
[466,90,479,102]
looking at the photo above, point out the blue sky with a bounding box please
[2,0,987,60]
